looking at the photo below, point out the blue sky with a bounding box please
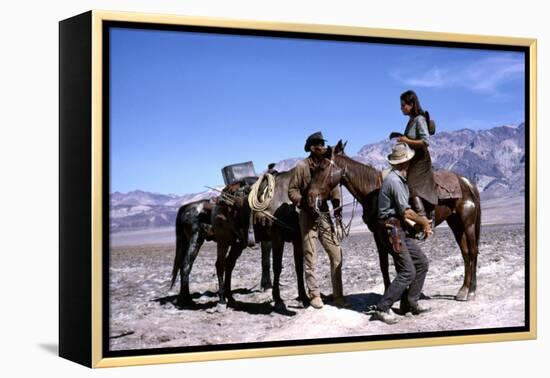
[110,27,525,195]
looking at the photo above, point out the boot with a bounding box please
[310,296,324,309]
[410,303,432,315]
[374,308,400,324]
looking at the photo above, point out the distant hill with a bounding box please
[110,122,525,232]
[355,123,525,199]
[110,188,220,233]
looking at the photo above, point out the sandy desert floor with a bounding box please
[109,223,526,351]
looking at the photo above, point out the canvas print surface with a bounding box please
[107,26,527,353]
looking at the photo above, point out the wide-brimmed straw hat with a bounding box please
[387,143,415,165]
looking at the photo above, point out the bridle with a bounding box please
[311,148,356,241]
[313,147,339,214]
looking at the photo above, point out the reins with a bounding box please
[311,151,357,241]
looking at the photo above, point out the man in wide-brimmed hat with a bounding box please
[288,132,347,309]
[374,142,432,324]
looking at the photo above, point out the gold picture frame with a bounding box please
[59,10,537,368]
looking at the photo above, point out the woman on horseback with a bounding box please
[394,90,438,235]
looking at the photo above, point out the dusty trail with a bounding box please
[109,224,525,351]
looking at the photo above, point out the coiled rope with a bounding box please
[248,173,276,212]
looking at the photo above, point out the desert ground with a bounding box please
[109,222,526,351]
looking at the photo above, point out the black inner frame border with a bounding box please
[101,20,531,359]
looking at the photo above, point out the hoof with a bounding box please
[468,292,476,300]
[274,301,287,313]
[216,303,228,313]
[455,288,469,302]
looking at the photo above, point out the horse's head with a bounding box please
[306,140,347,211]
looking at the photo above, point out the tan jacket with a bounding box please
[288,156,341,210]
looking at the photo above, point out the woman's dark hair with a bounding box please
[400,90,430,124]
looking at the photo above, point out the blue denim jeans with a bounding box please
[376,228,429,311]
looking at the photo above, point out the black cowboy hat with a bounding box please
[304,131,327,152]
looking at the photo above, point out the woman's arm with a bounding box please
[398,135,427,149]
[399,115,430,149]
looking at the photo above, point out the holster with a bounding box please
[378,217,403,253]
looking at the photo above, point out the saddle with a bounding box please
[433,170,462,200]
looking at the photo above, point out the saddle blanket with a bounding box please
[434,170,463,200]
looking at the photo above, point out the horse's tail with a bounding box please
[170,206,185,289]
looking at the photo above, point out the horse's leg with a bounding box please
[464,223,479,300]
[215,242,229,309]
[292,236,308,306]
[372,229,391,290]
[224,244,245,305]
[178,234,204,306]
[271,234,286,311]
[462,198,480,300]
[173,231,193,306]
[447,215,471,301]
[260,241,273,291]
[177,236,192,306]
[468,190,482,299]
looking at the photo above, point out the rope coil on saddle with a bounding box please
[248,173,276,212]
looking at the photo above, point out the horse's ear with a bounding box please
[335,140,347,154]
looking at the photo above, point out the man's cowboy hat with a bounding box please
[387,142,415,165]
[304,131,327,152]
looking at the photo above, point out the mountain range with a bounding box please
[110,123,525,233]
[355,123,525,198]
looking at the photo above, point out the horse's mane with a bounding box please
[334,154,382,197]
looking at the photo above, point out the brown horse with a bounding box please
[306,141,481,301]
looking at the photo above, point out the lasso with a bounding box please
[248,173,276,212]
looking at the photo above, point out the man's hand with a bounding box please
[404,208,433,238]
[422,221,433,237]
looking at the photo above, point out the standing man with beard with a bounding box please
[288,132,347,309]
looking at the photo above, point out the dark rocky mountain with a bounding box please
[110,123,525,232]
